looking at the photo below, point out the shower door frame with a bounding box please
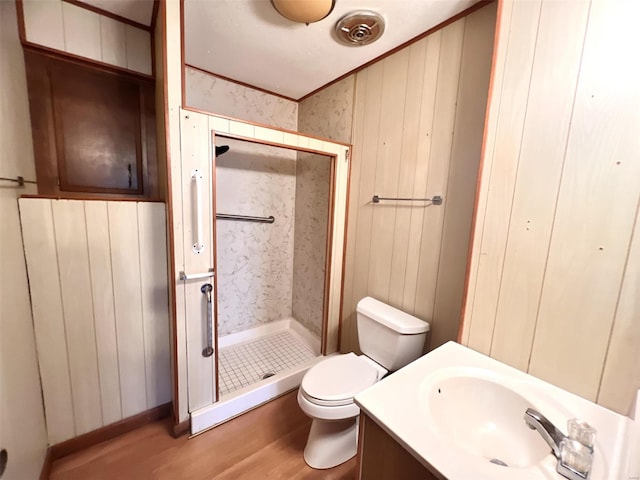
[174,109,351,435]
[211,132,339,362]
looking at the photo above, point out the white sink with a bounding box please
[423,369,551,468]
[354,342,633,480]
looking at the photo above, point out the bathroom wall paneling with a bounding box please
[461,0,640,416]
[340,4,496,353]
[19,198,172,444]
[18,0,153,76]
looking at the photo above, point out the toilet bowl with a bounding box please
[297,297,429,469]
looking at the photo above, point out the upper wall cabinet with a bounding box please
[24,50,159,198]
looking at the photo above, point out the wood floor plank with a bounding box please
[50,392,357,480]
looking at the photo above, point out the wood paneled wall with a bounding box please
[19,198,171,444]
[21,0,152,75]
[341,4,497,353]
[461,0,640,416]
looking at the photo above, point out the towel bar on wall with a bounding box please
[372,194,443,205]
[0,176,37,188]
[216,213,275,224]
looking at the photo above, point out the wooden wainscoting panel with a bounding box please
[432,3,496,350]
[61,2,101,61]
[459,0,513,346]
[98,15,127,69]
[366,48,411,304]
[108,201,148,417]
[400,30,441,314]
[21,0,65,50]
[19,198,76,444]
[465,0,543,355]
[386,40,427,308]
[137,202,172,408]
[488,1,590,370]
[529,0,640,401]
[21,197,172,445]
[51,200,103,435]
[598,206,640,414]
[84,201,123,425]
[413,20,465,331]
[342,63,385,352]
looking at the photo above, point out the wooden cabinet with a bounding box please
[24,48,158,198]
[357,413,443,480]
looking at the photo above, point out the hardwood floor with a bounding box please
[49,391,357,479]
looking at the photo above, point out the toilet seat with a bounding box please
[300,353,379,407]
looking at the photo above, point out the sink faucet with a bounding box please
[524,408,566,458]
[524,408,594,480]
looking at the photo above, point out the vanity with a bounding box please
[354,342,640,480]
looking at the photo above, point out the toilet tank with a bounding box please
[356,297,430,371]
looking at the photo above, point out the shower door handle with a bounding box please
[201,283,214,358]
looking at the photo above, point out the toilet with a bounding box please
[297,296,429,469]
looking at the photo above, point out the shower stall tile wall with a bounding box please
[216,139,297,336]
[292,152,331,338]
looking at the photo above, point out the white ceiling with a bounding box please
[184,0,480,100]
[80,0,154,27]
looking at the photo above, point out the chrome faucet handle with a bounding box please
[523,409,595,480]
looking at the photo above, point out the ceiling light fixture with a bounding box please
[271,0,336,24]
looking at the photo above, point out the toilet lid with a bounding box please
[301,353,379,405]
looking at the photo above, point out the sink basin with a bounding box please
[423,370,552,468]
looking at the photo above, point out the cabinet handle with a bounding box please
[128,163,132,188]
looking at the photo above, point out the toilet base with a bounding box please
[303,417,359,469]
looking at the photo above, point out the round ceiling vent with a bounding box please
[335,11,385,46]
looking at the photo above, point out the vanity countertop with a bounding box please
[354,341,637,480]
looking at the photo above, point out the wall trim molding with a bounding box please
[39,403,172,479]
[184,64,299,103]
[62,0,151,31]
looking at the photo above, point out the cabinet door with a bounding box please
[24,49,158,198]
[50,61,143,194]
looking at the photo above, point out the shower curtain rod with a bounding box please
[216,213,275,224]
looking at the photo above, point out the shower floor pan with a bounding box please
[190,318,324,435]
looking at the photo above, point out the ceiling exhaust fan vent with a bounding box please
[335,11,385,46]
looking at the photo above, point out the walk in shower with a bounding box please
[214,137,331,399]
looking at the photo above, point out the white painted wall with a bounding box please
[0,1,48,477]
[462,0,640,416]
[21,0,152,75]
[19,199,172,444]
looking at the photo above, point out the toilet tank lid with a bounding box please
[357,297,429,334]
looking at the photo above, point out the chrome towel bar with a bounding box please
[216,213,275,224]
[372,194,443,205]
[0,176,37,188]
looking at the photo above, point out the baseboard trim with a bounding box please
[39,448,53,480]
[172,418,191,438]
[39,402,172,478]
